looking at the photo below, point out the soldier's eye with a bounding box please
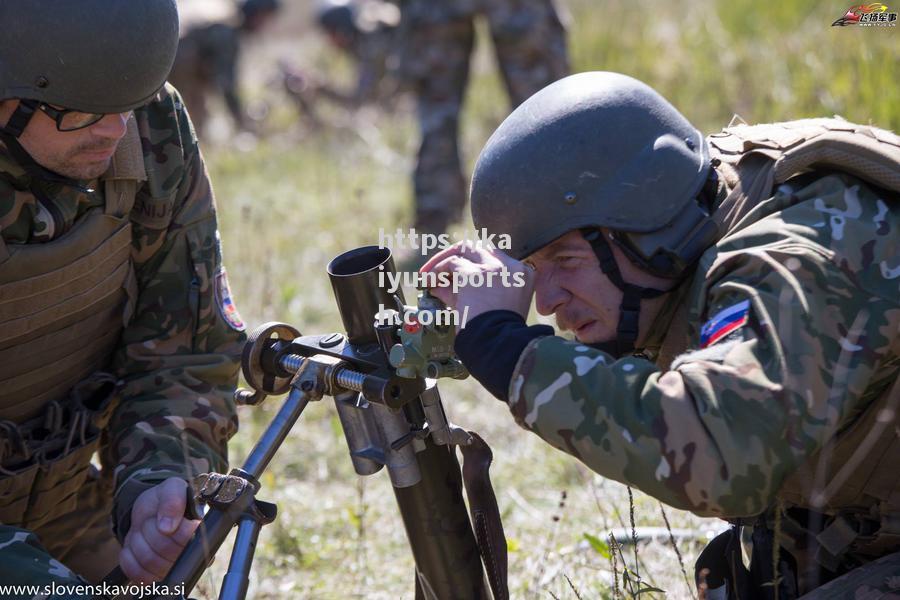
[556,256,580,269]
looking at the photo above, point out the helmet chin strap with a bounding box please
[581,228,667,358]
[0,99,91,191]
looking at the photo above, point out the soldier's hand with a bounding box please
[421,242,535,322]
[119,477,199,583]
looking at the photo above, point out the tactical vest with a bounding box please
[0,116,148,530]
[704,118,900,568]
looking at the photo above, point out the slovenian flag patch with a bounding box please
[700,299,751,348]
[216,268,245,331]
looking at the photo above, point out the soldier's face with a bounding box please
[0,99,130,180]
[526,229,672,344]
[326,30,353,50]
[526,230,621,342]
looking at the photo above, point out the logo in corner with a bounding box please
[216,268,245,331]
[832,3,897,26]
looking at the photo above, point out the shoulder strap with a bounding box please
[773,124,900,193]
[102,115,146,218]
[707,118,900,235]
[710,118,900,192]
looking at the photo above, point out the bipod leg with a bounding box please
[218,500,277,600]
[162,476,256,595]
[162,382,317,597]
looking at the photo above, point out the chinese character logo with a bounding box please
[832,3,898,26]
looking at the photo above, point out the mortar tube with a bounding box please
[394,438,489,599]
[327,245,400,345]
[326,245,487,599]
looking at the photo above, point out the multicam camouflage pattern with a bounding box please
[0,527,92,598]
[401,0,569,233]
[507,171,899,591]
[0,84,244,583]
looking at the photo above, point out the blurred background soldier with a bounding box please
[300,0,403,109]
[169,0,281,137]
[401,0,570,240]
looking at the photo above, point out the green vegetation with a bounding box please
[196,2,896,597]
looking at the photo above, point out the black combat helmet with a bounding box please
[471,71,718,275]
[0,0,180,113]
[0,0,180,195]
[471,72,720,356]
[317,0,358,37]
[241,0,282,20]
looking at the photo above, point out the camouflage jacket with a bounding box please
[319,23,399,107]
[401,0,564,32]
[174,23,242,123]
[508,170,900,520]
[0,85,245,536]
[351,23,400,104]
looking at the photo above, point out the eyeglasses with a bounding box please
[36,103,106,132]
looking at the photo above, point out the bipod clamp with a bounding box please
[191,471,277,599]
[192,472,276,522]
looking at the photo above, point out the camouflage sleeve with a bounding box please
[313,48,384,108]
[0,526,92,598]
[351,33,395,104]
[351,57,379,105]
[509,176,898,518]
[106,86,245,537]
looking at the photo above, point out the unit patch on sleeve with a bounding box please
[215,268,245,331]
[700,299,751,348]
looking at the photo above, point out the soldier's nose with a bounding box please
[89,111,131,141]
[534,277,568,317]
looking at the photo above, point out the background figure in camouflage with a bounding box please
[422,72,900,598]
[304,0,403,109]
[401,0,569,235]
[0,0,245,594]
[169,0,280,137]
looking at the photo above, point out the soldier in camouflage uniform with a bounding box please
[307,0,403,109]
[168,0,280,137]
[401,0,569,235]
[423,72,900,597]
[0,1,245,595]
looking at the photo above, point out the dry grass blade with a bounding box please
[563,573,584,600]
[660,501,696,600]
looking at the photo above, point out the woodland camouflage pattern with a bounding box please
[0,84,244,591]
[401,0,569,233]
[507,171,900,589]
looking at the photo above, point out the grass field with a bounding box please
[189,1,898,597]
